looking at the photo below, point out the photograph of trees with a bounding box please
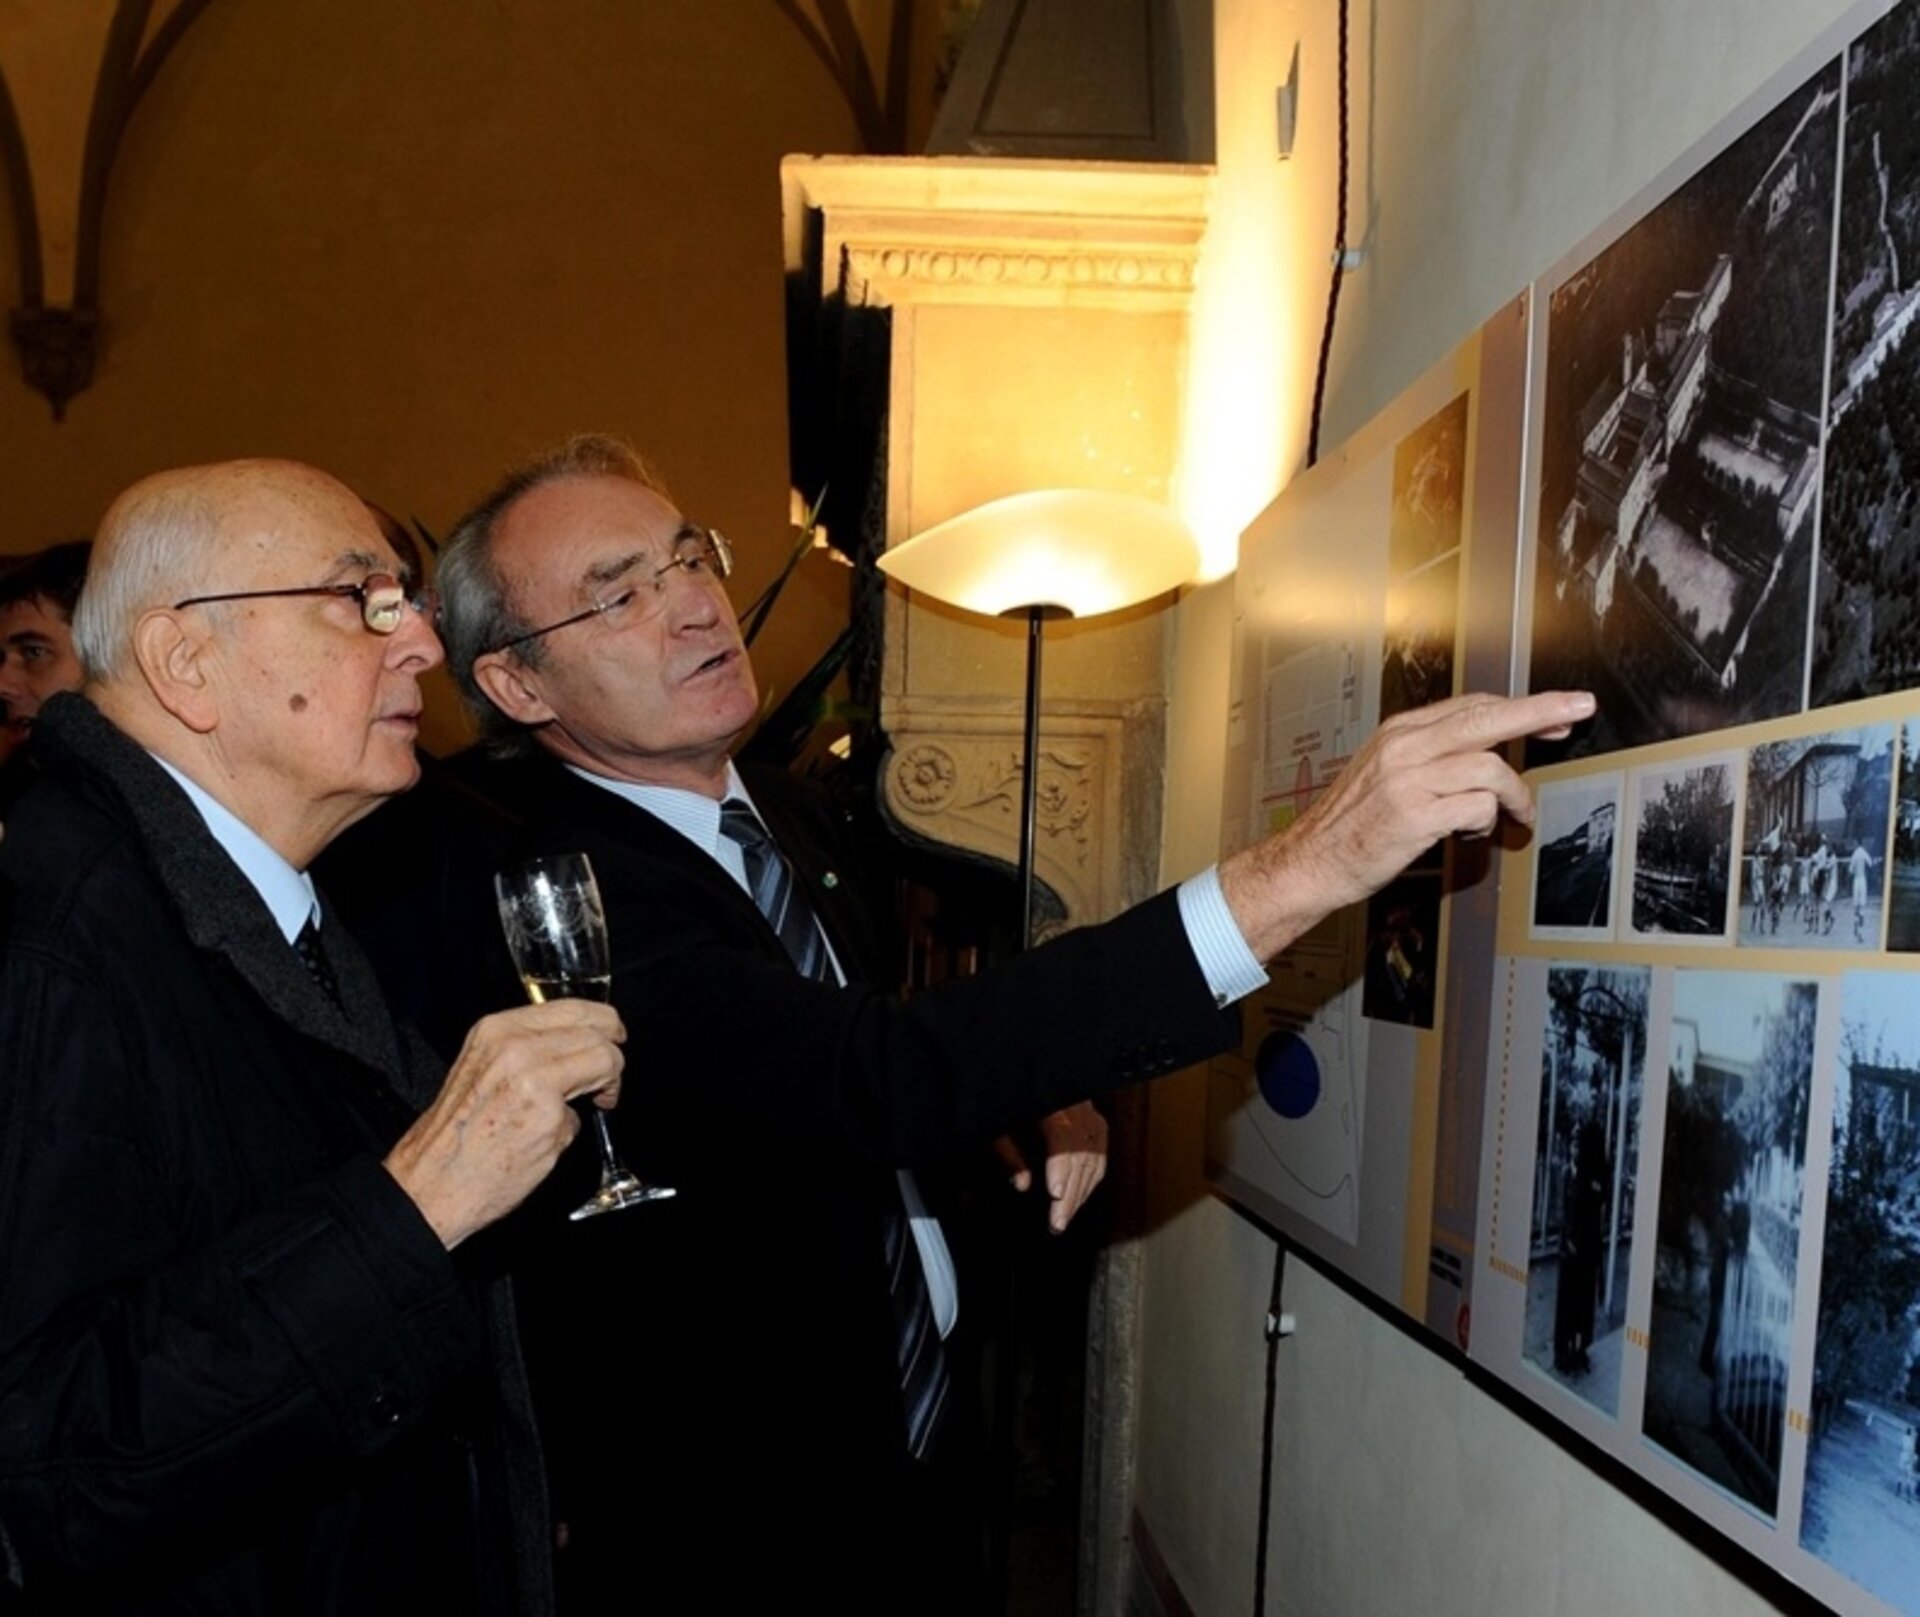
[1802,972,1920,1615]
[1814,0,1920,708]
[1645,972,1817,1519]
[1629,761,1735,940]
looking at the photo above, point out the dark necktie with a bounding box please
[293,915,342,1009]
[718,798,952,1459]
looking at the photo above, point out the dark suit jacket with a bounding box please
[0,696,550,1616]
[504,758,1238,1610]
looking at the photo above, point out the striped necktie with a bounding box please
[718,798,951,1459]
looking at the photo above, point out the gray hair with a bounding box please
[438,434,668,749]
[71,481,222,682]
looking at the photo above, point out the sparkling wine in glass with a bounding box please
[494,852,673,1219]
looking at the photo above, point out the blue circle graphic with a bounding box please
[1255,1031,1321,1120]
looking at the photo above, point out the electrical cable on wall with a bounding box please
[1252,1242,1291,1617]
[1305,0,1353,469]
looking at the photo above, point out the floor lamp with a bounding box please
[877,488,1200,951]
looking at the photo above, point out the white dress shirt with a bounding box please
[152,756,321,942]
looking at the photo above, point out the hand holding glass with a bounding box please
[495,853,673,1219]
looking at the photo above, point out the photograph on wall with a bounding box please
[1389,390,1469,575]
[1531,774,1624,940]
[1802,970,1920,1617]
[1740,725,1895,951]
[1813,0,1920,708]
[1889,720,1920,952]
[1380,554,1459,724]
[1523,964,1650,1417]
[1627,757,1737,943]
[1527,57,1841,761]
[1644,971,1817,1519]
[1363,859,1442,1029]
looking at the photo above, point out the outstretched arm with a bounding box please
[1219,691,1593,962]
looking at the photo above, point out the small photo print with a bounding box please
[1887,719,1920,953]
[1739,725,1895,951]
[1627,758,1737,942]
[1363,868,1442,1029]
[1802,971,1920,1614]
[1389,390,1470,577]
[1523,963,1651,1418]
[1532,775,1623,940]
[1379,555,1460,724]
[1644,971,1819,1519]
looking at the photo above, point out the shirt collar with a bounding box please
[565,760,754,859]
[150,755,320,944]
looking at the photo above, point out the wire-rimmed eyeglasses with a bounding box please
[488,526,734,654]
[172,573,438,636]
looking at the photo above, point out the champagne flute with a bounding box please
[495,852,674,1220]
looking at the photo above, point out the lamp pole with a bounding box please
[1013,603,1068,952]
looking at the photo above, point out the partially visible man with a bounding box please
[0,541,88,810]
[0,541,86,737]
[436,435,1592,1610]
[0,461,626,1615]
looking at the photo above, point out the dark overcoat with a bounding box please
[0,695,550,1616]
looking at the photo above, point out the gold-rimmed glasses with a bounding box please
[174,573,438,636]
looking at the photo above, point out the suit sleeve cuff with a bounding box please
[1176,866,1269,1009]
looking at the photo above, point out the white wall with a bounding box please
[1142,2,1863,1613]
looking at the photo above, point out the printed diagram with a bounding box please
[1226,640,1368,1243]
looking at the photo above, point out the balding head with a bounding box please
[75,458,443,866]
[78,460,364,685]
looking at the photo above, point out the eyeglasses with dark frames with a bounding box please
[488,526,734,654]
[172,573,439,636]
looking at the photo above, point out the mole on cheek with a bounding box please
[289,693,308,713]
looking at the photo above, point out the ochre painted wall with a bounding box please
[1,2,863,753]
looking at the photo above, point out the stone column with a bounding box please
[783,155,1208,1615]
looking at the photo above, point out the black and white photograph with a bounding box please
[1813,0,1920,708]
[1362,861,1442,1030]
[1628,758,1736,942]
[1803,972,1920,1616]
[1527,58,1840,761]
[1740,725,1895,952]
[1379,553,1458,724]
[1389,390,1469,577]
[1889,720,1920,953]
[1532,774,1622,939]
[1524,964,1650,1417]
[1644,971,1818,1519]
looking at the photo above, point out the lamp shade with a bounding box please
[876,489,1199,620]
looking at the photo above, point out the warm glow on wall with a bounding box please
[1173,5,1334,584]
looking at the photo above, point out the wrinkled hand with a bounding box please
[385,1000,625,1249]
[1221,690,1593,962]
[995,1101,1109,1233]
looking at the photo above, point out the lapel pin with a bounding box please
[822,872,840,889]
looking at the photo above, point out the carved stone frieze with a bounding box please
[842,241,1194,308]
[879,697,1164,942]
[783,155,1209,315]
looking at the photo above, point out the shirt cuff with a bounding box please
[1176,866,1270,1009]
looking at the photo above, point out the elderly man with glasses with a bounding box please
[432,433,1593,1612]
[0,458,626,1616]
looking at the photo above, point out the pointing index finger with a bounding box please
[1432,690,1594,755]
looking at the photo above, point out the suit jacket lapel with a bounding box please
[36,695,417,1093]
